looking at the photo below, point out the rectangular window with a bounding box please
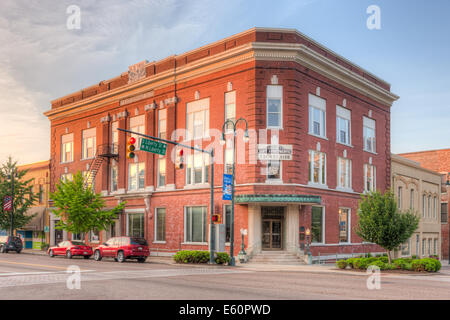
[39,185,44,204]
[82,128,96,160]
[423,194,426,218]
[422,238,426,256]
[428,196,431,218]
[363,117,376,153]
[401,238,411,257]
[224,205,231,243]
[433,197,437,218]
[267,160,281,180]
[128,162,145,191]
[267,86,282,128]
[186,152,210,185]
[410,189,414,209]
[416,235,420,257]
[155,208,166,242]
[428,239,431,256]
[129,115,145,147]
[186,98,209,140]
[184,206,207,243]
[60,173,73,182]
[224,147,233,175]
[225,91,236,132]
[127,213,144,238]
[89,230,99,243]
[309,94,326,137]
[157,157,166,187]
[338,208,350,243]
[111,121,119,145]
[311,206,324,243]
[434,239,437,255]
[308,150,326,185]
[337,157,351,189]
[398,186,402,209]
[71,233,83,241]
[442,203,448,223]
[158,109,167,140]
[111,160,118,192]
[61,133,74,163]
[364,164,376,192]
[336,106,351,145]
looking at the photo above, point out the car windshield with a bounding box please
[71,241,87,246]
[0,236,7,243]
[130,238,148,246]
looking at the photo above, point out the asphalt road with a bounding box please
[0,252,450,300]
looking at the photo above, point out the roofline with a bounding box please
[391,153,443,176]
[399,147,450,156]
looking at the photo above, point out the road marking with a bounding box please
[0,260,86,271]
[0,270,95,276]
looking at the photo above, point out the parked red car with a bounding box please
[93,236,149,263]
[48,241,93,259]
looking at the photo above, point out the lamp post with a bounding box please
[305,228,312,265]
[220,117,249,266]
[238,228,248,263]
[7,168,17,243]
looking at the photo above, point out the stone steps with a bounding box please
[248,251,306,265]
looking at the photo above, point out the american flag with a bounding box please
[3,196,12,211]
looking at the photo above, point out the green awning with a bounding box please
[235,194,321,204]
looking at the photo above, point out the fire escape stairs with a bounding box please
[84,144,119,190]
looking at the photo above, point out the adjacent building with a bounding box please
[391,154,441,259]
[16,160,51,249]
[44,28,399,262]
[400,148,450,260]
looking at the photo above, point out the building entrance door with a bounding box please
[54,221,63,245]
[261,207,284,250]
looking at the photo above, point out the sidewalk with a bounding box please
[22,249,47,255]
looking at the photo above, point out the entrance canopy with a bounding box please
[22,206,46,231]
[236,194,321,205]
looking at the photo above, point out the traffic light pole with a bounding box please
[117,128,216,264]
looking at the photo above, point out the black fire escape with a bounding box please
[84,144,119,189]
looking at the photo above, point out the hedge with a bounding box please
[173,250,231,265]
[336,256,441,272]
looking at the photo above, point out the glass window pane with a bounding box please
[311,207,323,243]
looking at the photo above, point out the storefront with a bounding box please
[18,206,46,249]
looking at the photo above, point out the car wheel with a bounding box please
[49,250,54,257]
[137,257,146,263]
[66,250,73,259]
[84,255,91,259]
[117,251,125,263]
[16,249,21,254]
[94,250,102,261]
[0,245,5,253]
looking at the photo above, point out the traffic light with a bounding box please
[212,214,221,224]
[175,148,184,169]
[126,136,136,159]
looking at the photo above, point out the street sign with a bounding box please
[3,196,12,211]
[222,174,232,200]
[44,226,50,233]
[140,138,167,156]
[257,144,293,161]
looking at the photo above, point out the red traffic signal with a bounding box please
[212,214,221,223]
[175,148,184,169]
[127,136,136,159]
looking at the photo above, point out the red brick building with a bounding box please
[44,28,399,262]
[400,149,450,260]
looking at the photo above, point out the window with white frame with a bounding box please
[89,230,99,242]
[337,157,351,189]
[82,128,96,160]
[336,106,351,145]
[422,194,426,217]
[111,159,118,192]
[401,238,411,256]
[186,152,210,185]
[158,109,167,140]
[225,91,236,132]
[434,239,437,255]
[184,206,207,243]
[433,196,437,218]
[39,185,44,204]
[309,94,326,137]
[422,238,426,256]
[127,213,144,238]
[428,195,431,218]
[71,232,83,241]
[157,157,166,187]
[267,85,283,128]
[311,206,324,243]
[364,164,376,192]
[61,133,74,163]
[60,173,73,182]
[186,98,209,140]
[339,208,350,243]
[428,238,431,255]
[129,115,145,147]
[267,160,281,180]
[224,147,233,175]
[155,208,166,242]
[111,121,118,145]
[363,117,376,153]
[128,162,145,191]
[398,186,403,209]
[308,150,326,185]
[416,235,420,257]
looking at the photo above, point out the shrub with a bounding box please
[173,250,230,265]
[336,260,348,269]
[346,258,357,269]
[411,258,441,272]
[367,260,387,270]
[215,252,231,264]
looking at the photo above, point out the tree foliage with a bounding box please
[0,157,37,232]
[355,190,419,263]
[51,171,125,234]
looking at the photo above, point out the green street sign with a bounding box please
[140,138,167,156]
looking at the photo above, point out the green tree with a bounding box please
[50,171,125,236]
[355,190,419,263]
[0,157,38,232]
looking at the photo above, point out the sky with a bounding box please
[0,0,449,165]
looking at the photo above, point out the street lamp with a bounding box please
[7,168,18,244]
[305,228,312,265]
[238,228,248,263]
[220,117,249,266]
